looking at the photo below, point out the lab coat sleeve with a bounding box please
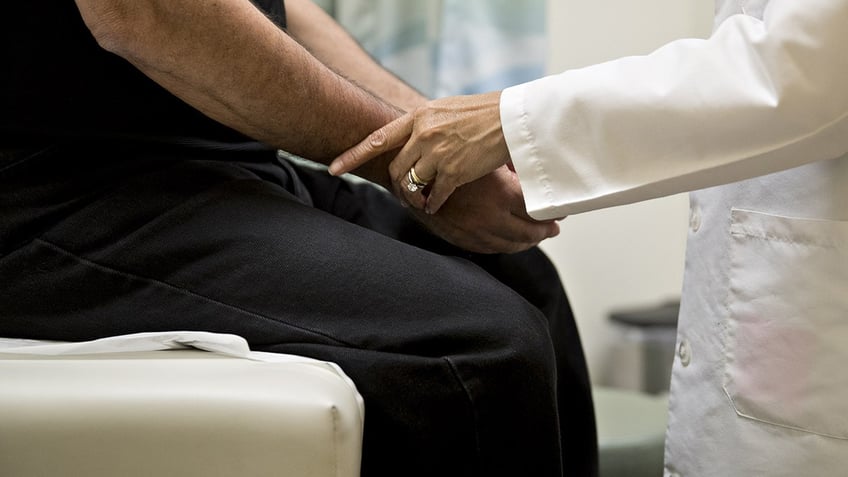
[501,0,848,220]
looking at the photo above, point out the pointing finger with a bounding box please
[329,113,414,176]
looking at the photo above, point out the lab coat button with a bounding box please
[678,339,691,367]
[689,207,702,232]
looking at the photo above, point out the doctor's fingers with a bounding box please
[387,140,436,210]
[328,113,413,176]
[425,151,512,215]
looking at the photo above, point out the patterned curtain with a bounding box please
[314,0,547,98]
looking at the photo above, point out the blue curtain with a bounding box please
[315,0,547,98]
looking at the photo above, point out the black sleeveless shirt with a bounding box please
[0,1,287,150]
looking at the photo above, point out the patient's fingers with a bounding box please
[329,113,414,176]
[424,178,456,215]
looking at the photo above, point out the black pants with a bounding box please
[0,146,597,477]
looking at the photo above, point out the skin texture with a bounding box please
[72,0,557,253]
[329,91,518,215]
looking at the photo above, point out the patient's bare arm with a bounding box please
[73,0,401,188]
[71,0,557,253]
[284,0,427,113]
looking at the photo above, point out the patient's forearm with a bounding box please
[285,0,427,112]
[73,0,398,187]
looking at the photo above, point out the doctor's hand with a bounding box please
[329,91,511,214]
[409,165,561,254]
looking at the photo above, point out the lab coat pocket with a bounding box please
[723,208,848,438]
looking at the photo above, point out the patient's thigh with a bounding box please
[0,156,565,477]
[1,157,547,355]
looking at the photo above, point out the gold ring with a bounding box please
[406,166,429,192]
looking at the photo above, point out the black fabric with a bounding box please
[0,1,284,149]
[0,2,598,476]
[0,151,596,476]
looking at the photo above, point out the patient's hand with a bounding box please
[412,166,560,254]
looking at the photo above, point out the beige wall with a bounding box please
[541,0,714,385]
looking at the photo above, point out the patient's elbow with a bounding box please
[76,2,144,57]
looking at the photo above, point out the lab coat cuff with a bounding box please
[500,83,562,221]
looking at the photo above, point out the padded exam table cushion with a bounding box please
[0,334,364,477]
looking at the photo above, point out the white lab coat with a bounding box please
[500,1,848,476]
